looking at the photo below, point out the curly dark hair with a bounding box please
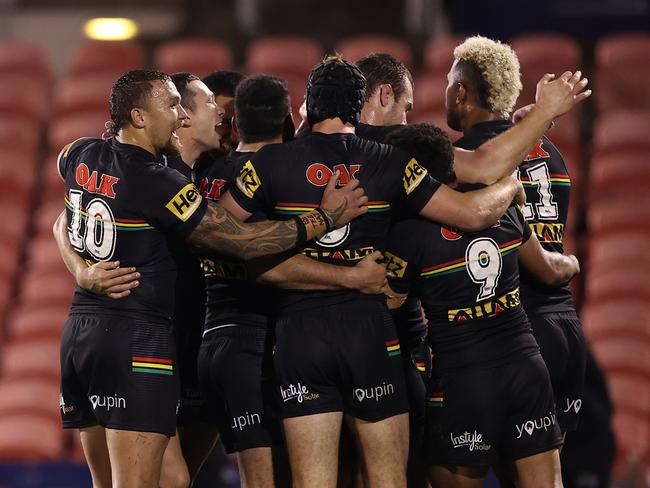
[235,74,291,143]
[107,69,171,136]
[384,123,456,184]
[202,70,244,98]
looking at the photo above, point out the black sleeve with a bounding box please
[228,150,273,214]
[385,219,423,295]
[399,156,442,213]
[139,164,208,237]
[57,138,93,180]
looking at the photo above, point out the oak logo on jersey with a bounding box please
[403,158,428,195]
[75,163,120,199]
[448,287,521,322]
[166,183,202,221]
[385,251,408,278]
[306,163,361,186]
[199,177,227,201]
[524,139,550,161]
[236,160,261,198]
[441,225,463,241]
[529,222,564,243]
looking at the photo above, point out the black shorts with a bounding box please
[176,328,205,427]
[197,325,281,454]
[528,311,586,433]
[424,353,562,466]
[274,298,409,421]
[60,314,179,436]
[403,345,427,453]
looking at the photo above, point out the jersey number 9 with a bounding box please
[465,237,503,301]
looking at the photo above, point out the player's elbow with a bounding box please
[455,204,493,233]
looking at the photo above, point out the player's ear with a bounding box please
[379,84,394,107]
[229,116,239,146]
[130,107,146,129]
[456,82,468,105]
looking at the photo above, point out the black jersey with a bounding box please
[386,205,537,371]
[194,150,270,330]
[229,131,441,312]
[454,120,574,314]
[355,123,427,349]
[58,137,207,319]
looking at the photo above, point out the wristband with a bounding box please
[314,207,334,233]
[292,215,308,245]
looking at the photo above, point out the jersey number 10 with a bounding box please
[68,190,117,261]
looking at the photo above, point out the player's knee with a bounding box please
[160,469,191,488]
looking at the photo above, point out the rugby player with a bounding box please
[53,69,366,488]
[201,70,244,154]
[218,55,583,487]
[447,35,588,467]
[195,74,387,488]
[383,122,580,488]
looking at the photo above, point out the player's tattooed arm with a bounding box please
[453,71,591,185]
[518,233,580,285]
[188,172,368,260]
[52,211,140,299]
[419,175,524,232]
[249,251,387,294]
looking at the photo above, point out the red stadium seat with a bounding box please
[0,74,50,122]
[7,304,70,341]
[587,197,650,234]
[53,74,115,116]
[32,202,66,240]
[586,268,650,304]
[48,111,109,153]
[590,336,650,378]
[607,373,650,418]
[0,415,63,461]
[511,34,582,107]
[588,150,650,203]
[588,232,650,273]
[70,41,144,76]
[612,412,650,461]
[0,42,51,83]
[0,378,61,422]
[412,74,446,113]
[422,36,467,75]
[155,38,233,77]
[0,115,41,148]
[593,110,650,154]
[581,299,650,342]
[26,236,69,273]
[274,72,310,118]
[0,201,30,245]
[596,33,650,70]
[335,35,413,68]
[246,36,322,75]
[1,338,61,381]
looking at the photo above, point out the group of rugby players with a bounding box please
[53,35,591,488]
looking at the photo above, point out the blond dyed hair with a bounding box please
[453,36,522,115]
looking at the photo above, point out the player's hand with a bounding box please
[320,171,368,228]
[76,260,140,299]
[535,71,591,118]
[349,251,388,295]
[512,104,535,124]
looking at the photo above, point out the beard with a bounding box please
[161,131,183,155]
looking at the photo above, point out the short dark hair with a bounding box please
[202,70,244,98]
[356,53,413,102]
[384,123,455,184]
[235,75,291,144]
[453,59,492,112]
[108,69,171,136]
[170,72,201,110]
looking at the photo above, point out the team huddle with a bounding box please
[53,36,591,488]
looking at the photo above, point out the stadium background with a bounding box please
[0,0,648,486]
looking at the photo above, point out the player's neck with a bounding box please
[237,136,282,153]
[360,105,381,125]
[179,139,202,169]
[116,130,156,156]
[461,110,508,134]
[312,118,355,134]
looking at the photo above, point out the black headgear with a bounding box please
[306,57,366,127]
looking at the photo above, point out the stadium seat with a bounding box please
[70,41,144,76]
[590,336,650,378]
[0,415,63,461]
[155,38,233,77]
[1,338,61,381]
[0,74,50,122]
[0,201,30,245]
[53,74,115,116]
[32,202,65,240]
[593,110,650,154]
[26,236,68,273]
[596,33,650,70]
[0,116,41,148]
[581,299,650,342]
[612,412,650,461]
[511,34,582,107]
[588,150,650,203]
[411,74,446,113]
[586,268,650,304]
[606,373,650,418]
[335,35,413,68]
[0,378,61,422]
[0,41,51,84]
[8,302,71,340]
[48,111,109,153]
[587,197,650,234]
[246,36,322,75]
[422,35,467,75]
[588,232,650,273]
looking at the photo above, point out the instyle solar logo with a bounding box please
[450,430,491,451]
